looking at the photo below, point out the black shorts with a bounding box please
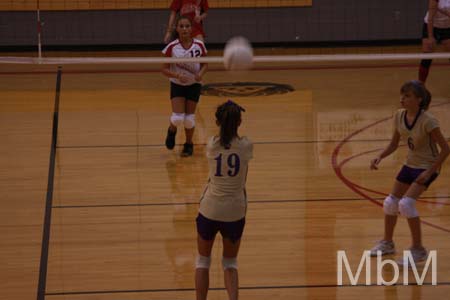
[196,213,245,244]
[170,82,202,102]
[422,23,450,42]
[396,165,439,188]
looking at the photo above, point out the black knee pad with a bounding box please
[420,59,432,68]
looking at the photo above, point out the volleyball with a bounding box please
[223,36,254,71]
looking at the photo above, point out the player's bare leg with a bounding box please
[196,235,215,300]
[384,181,409,241]
[222,238,241,300]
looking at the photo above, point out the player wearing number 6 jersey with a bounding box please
[195,100,253,300]
[369,81,449,264]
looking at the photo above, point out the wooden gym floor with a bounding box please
[1,52,449,300]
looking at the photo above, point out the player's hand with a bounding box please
[423,38,436,52]
[415,170,432,185]
[194,15,202,23]
[195,74,202,81]
[370,156,382,170]
[164,31,172,44]
[178,74,189,83]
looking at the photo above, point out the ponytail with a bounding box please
[400,80,432,111]
[215,100,245,149]
[420,88,431,110]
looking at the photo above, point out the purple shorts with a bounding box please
[396,165,439,188]
[196,213,245,244]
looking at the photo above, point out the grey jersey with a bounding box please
[394,109,440,169]
[199,136,253,222]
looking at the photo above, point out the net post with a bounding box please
[37,0,42,62]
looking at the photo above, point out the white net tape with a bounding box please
[0,53,449,65]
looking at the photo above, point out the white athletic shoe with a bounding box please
[396,247,428,266]
[369,240,395,256]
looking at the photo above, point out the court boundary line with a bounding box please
[55,139,395,149]
[44,281,450,296]
[53,137,449,151]
[37,66,62,300]
[51,195,450,209]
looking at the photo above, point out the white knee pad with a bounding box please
[184,114,195,129]
[222,257,238,270]
[398,197,419,218]
[170,113,185,127]
[195,255,211,269]
[383,194,400,216]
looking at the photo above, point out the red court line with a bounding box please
[331,103,450,233]
[337,149,450,206]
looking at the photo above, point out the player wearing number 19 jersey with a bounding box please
[199,135,253,222]
[195,100,253,300]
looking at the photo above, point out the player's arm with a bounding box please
[416,128,449,184]
[370,130,400,170]
[426,128,449,173]
[194,12,208,23]
[199,12,208,21]
[195,0,209,23]
[164,10,177,43]
[195,48,208,81]
[162,63,179,79]
[196,63,208,81]
[437,7,450,18]
[162,63,189,83]
[427,0,438,38]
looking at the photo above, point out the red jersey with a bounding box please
[170,0,209,37]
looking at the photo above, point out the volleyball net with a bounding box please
[2,0,450,65]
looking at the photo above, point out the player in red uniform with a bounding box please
[164,0,209,43]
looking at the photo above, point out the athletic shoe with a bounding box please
[369,240,395,256]
[181,143,194,157]
[165,128,176,150]
[397,247,428,266]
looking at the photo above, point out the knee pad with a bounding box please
[398,197,419,218]
[222,257,238,270]
[170,113,185,127]
[383,194,400,216]
[184,114,195,129]
[420,59,432,68]
[195,255,211,269]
